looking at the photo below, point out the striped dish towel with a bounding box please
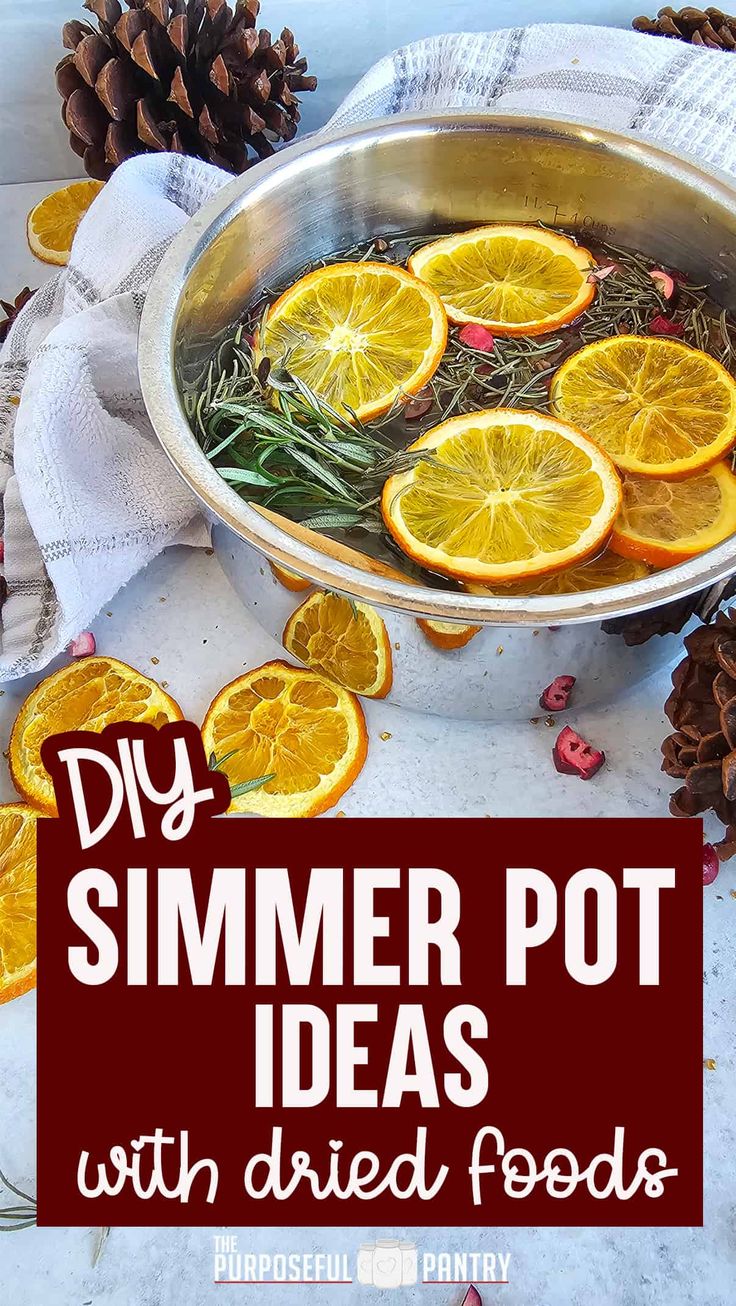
[2,23,736,679]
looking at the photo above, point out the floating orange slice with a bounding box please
[610,461,736,567]
[417,619,482,649]
[551,335,736,479]
[201,660,367,817]
[474,548,649,595]
[283,591,393,698]
[0,804,38,1005]
[27,180,104,266]
[407,225,595,335]
[9,656,184,815]
[381,408,622,584]
[258,261,447,421]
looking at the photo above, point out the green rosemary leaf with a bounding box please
[209,748,240,771]
[229,773,276,798]
[92,1226,110,1268]
[267,366,298,392]
[218,466,280,488]
[324,440,381,465]
[286,446,360,497]
[206,425,249,459]
[0,1167,35,1207]
[298,510,366,530]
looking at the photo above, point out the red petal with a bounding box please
[458,323,495,352]
[649,314,684,337]
[67,631,97,657]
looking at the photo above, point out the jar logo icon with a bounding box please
[357,1240,418,1288]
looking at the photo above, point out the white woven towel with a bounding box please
[3,23,736,679]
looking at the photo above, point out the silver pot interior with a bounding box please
[141,112,736,631]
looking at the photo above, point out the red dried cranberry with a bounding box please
[540,674,576,711]
[458,323,495,352]
[703,844,720,886]
[649,314,684,337]
[552,725,605,780]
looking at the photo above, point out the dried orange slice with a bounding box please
[408,225,595,336]
[201,660,367,817]
[270,561,312,592]
[610,461,736,567]
[551,335,736,479]
[382,408,621,584]
[27,180,104,266]
[9,656,184,815]
[0,804,37,1005]
[258,261,447,421]
[472,548,648,596]
[417,619,482,649]
[283,591,392,698]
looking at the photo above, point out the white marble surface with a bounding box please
[0,2,734,1303]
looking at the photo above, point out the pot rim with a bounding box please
[139,109,736,627]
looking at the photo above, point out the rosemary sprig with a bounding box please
[209,750,276,798]
[184,332,427,532]
[0,1164,36,1231]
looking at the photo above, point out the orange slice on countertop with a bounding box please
[283,591,393,698]
[610,461,736,567]
[551,335,736,479]
[0,804,38,1005]
[407,224,595,335]
[257,261,447,421]
[201,660,367,817]
[9,656,183,815]
[381,408,622,584]
[27,180,104,266]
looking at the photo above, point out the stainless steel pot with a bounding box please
[139,112,736,720]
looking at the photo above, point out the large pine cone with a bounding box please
[603,575,736,646]
[662,609,736,858]
[56,0,317,181]
[633,6,736,48]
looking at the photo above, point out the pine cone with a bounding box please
[633,6,736,48]
[661,608,736,858]
[603,575,736,646]
[0,287,36,344]
[56,0,317,181]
